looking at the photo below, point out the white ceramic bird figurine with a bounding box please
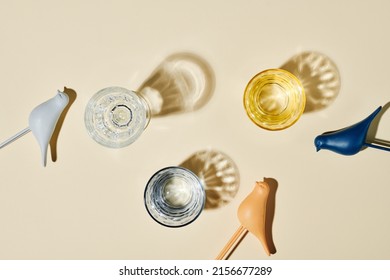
[29,90,69,166]
[0,90,69,166]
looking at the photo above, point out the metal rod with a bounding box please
[365,142,390,152]
[0,127,31,149]
[215,225,248,260]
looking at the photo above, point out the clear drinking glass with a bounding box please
[144,166,205,227]
[84,87,151,148]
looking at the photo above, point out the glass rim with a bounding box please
[243,68,306,131]
[144,166,205,228]
[84,86,151,148]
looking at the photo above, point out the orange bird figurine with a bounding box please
[215,180,273,259]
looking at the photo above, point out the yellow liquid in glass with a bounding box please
[244,69,305,130]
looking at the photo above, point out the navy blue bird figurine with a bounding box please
[315,106,390,155]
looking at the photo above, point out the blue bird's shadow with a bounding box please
[366,101,390,150]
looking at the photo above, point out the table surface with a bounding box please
[1,0,389,260]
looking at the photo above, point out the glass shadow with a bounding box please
[138,52,215,117]
[179,149,240,210]
[281,51,341,113]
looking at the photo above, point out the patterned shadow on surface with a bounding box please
[281,51,341,113]
[180,149,240,209]
[138,52,215,117]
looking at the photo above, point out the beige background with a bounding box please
[1,0,389,259]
